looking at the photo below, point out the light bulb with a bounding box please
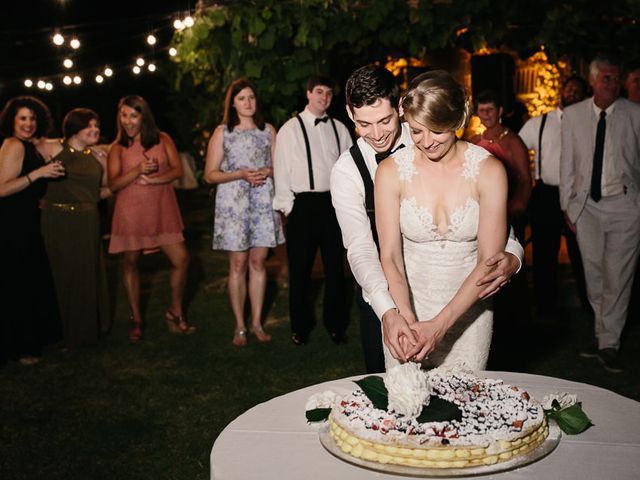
[73,75,82,85]
[136,57,145,67]
[183,16,194,28]
[173,19,184,30]
[63,76,72,85]
[24,79,33,87]
[169,47,177,57]
[95,75,104,84]
[147,34,156,45]
[104,67,113,77]
[53,33,64,46]
[70,38,80,49]
[148,63,156,72]
[37,80,46,89]
[132,66,141,74]
[45,83,53,91]
[63,58,73,69]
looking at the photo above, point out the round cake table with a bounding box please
[210,371,640,479]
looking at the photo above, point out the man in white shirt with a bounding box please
[331,65,524,371]
[560,55,640,373]
[273,75,353,346]
[519,75,589,318]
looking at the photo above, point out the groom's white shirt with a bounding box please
[331,122,524,321]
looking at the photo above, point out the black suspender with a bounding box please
[537,113,548,180]
[295,114,314,190]
[295,114,342,191]
[329,118,341,153]
[349,143,379,249]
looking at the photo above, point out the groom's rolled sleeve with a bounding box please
[505,226,524,273]
[331,155,396,320]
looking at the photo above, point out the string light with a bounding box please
[95,74,104,84]
[135,57,145,66]
[169,47,177,57]
[148,63,156,72]
[63,75,72,85]
[37,80,46,89]
[45,83,53,91]
[73,75,82,85]
[24,79,33,87]
[132,65,141,74]
[183,16,194,28]
[173,19,184,30]
[70,38,81,49]
[104,67,113,77]
[63,58,73,68]
[147,34,157,46]
[53,33,65,46]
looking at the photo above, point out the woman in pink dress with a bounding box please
[107,95,195,342]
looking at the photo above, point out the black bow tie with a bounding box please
[375,143,405,163]
[314,116,329,126]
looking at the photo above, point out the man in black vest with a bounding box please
[273,75,353,346]
[331,65,524,373]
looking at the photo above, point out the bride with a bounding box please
[375,71,508,370]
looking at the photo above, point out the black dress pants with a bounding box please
[529,182,588,314]
[286,192,347,340]
[355,287,385,373]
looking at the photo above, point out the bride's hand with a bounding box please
[407,321,447,362]
[382,309,418,362]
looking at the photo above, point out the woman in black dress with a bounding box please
[0,96,65,365]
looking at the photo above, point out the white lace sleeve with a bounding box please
[462,143,489,180]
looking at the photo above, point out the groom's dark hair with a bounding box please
[346,65,400,112]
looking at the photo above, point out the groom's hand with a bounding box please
[476,252,519,300]
[382,309,418,362]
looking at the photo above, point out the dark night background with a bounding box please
[1,0,192,145]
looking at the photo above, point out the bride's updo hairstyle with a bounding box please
[401,70,471,133]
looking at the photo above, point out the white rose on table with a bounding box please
[384,362,432,418]
[305,390,339,411]
[542,392,578,410]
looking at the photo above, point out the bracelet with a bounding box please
[26,174,33,185]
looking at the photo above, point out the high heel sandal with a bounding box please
[129,315,143,343]
[249,326,272,343]
[232,328,247,347]
[165,310,196,335]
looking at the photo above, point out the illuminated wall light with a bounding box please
[104,67,113,77]
[63,76,72,85]
[70,38,81,49]
[136,57,145,66]
[53,33,64,46]
[73,75,82,85]
[37,80,46,89]
[63,58,73,69]
[148,63,156,72]
[173,19,184,30]
[147,34,157,46]
[45,83,53,91]
[169,47,177,57]
[24,79,33,88]
[132,65,141,74]
[183,16,194,28]
[95,75,104,84]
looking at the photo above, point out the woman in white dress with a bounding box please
[375,71,508,371]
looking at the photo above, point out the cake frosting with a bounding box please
[329,366,548,468]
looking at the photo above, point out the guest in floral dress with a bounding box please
[205,79,284,347]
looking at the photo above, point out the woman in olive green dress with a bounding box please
[39,109,111,347]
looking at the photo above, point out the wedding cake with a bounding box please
[328,365,548,469]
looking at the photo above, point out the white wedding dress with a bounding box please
[384,142,493,371]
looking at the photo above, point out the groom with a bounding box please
[330,65,524,371]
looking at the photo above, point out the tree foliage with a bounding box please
[169,0,639,146]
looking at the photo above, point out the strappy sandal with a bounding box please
[232,328,247,347]
[249,325,272,343]
[165,310,196,335]
[129,315,143,343]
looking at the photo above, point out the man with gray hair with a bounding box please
[560,55,640,372]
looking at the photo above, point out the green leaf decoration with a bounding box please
[305,408,331,423]
[416,396,462,423]
[547,403,593,435]
[354,376,388,411]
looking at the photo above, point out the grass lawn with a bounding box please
[1,188,639,480]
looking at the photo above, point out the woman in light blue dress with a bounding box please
[205,79,284,347]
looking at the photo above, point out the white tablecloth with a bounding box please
[211,371,640,479]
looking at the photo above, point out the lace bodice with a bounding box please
[396,142,488,243]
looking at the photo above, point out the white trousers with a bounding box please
[576,193,640,350]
